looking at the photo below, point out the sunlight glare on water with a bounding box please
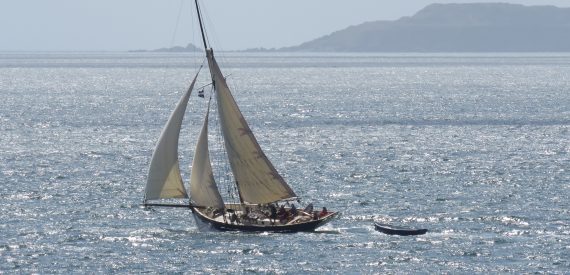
[1,52,569,273]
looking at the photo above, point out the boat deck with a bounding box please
[197,205,329,228]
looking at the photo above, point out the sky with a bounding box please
[1,0,569,51]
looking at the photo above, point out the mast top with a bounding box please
[194,0,209,51]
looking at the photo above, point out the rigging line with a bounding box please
[192,60,206,81]
[213,98,234,203]
[186,63,204,104]
[188,0,199,67]
[158,0,187,97]
[195,0,229,57]
[210,87,239,205]
[194,0,233,93]
[195,73,231,91]
[170,0,186,47]
[196,82,213,91]
[209,86,227,201]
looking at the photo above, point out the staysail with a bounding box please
[205,49,297,204]
[144,71,200,201]
[189,98,224,209]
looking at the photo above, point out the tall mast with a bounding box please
[194,0,208,51]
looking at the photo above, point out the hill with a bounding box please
[282,3,570,52]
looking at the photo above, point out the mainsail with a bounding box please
[144,71,200,201]
[205,50,297,204]
[189,98,224,209]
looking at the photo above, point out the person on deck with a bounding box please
[278,205,287,223]
[230,212,238,224]
[319,207,328,218]
[269,204,277,224]
[290,204,298,216]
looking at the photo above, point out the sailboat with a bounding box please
[142,0,338,232]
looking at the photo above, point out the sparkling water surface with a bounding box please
[1,52,569,273]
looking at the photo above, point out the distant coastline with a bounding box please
[129,43,202,53]
[134,3,570,53]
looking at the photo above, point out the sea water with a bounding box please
[1,52,569,273]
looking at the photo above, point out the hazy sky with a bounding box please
[1,0,569,51]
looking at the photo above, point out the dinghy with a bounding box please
[374,222,428,236]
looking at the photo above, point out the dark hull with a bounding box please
[192,207,338,233]
[374,222,428,236]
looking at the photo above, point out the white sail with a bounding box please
[144,72,200,201]
[206,50,297,204]
[190,99,224,209]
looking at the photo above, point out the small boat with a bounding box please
[142,0,338,232]
[374,222,428,236]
